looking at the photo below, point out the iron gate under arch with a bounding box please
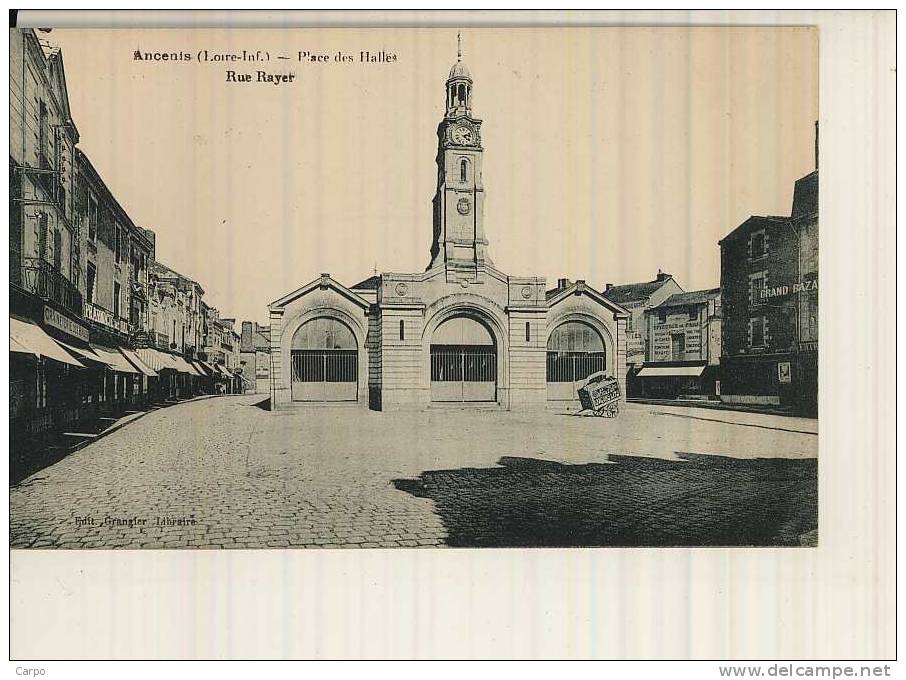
[290,317,358,402]
[429,315,497,402]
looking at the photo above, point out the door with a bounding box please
[290,317,358,402]
[430,316,497,402]
[546,321,607,401]
[671,333,686,361]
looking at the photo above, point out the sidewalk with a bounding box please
[10,394,220,485]
[628,397,816,420]
[625,401,818,435]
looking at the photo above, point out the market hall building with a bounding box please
[268,51,629,411]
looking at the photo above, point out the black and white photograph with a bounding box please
[6,9,895,665]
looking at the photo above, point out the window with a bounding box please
[88,194,98,241]
[688,308,697,322]
[113,282,121,318]
[114,224,122,263]
[86,263,96,303]
[750,230,767,259]
[38,100,49,167]
[460,159,468,182]
[658,310,667,324]
[399,319,405,341]
[626,315,634,333]
[749,316,766,348]
[525,322,530,342]
[749,271,767,306]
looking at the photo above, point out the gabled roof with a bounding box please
[546,281,630,318]
[269,273,371,311]
[352,274,381,290]
[601,277,674,305]
[719,215,790,245]
[653,288,720,309]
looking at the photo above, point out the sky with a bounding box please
[48,27,818,325]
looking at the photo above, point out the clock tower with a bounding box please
[428,36,492,272]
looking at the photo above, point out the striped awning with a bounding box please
[636,365,706,378]
[135,348,171,372]
[56,339,104,365]
[191,360,213,376]
[90,344,140,374]
[169,354,203,376]
[120,347,157,377]
[10,318,85,368]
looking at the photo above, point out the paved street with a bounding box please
[10,395,818,549]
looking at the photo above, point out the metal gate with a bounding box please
[430,345,497,402]
[291,349,358,401]
[546,351,607,401]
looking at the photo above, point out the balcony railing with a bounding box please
[15,257,83,317]
[84,301,131,335]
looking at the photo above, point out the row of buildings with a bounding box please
[9,29,247,446]
[600,160,818,415]
[264,47,818,416]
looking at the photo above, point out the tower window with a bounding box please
[458,83,466,103]
[525,322,530,342]
[399,320,405,341]
[460,159,468,182]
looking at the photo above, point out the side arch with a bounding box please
[545,312,616,403]
[279,305,368,404]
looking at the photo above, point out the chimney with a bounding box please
[656,270,671,282]
[557,278,571,289]
[605,283,613,292]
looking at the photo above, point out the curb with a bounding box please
[67,394,219,454]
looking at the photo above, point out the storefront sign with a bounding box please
[43,306,89,342]
[759,279,819,302]
[778,361,792,384]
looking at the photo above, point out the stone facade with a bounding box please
[719,169,818,414]
[268,51,629,411]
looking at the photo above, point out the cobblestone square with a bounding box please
[10,395,818,549]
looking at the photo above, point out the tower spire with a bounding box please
[457,31,462,61]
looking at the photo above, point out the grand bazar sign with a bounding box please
[759,279,818,302]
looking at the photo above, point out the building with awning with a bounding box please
[135,347,174,373]
[636,365,706,378]
[120,348,157,377]
[629,287,722,400]
[89,345,140,374]
[10,318,85,368]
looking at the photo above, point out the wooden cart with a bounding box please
[577,371,621,417]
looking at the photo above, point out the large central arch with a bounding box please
[430,314,497,402]
[421,297,509,406]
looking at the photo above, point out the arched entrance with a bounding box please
[290,317,358,401]
[430,315,497,402]
[546,320,607,401]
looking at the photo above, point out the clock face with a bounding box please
[450,125,474,145]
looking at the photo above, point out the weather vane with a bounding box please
[457,31,462,61]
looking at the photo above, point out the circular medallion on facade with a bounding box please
[457,197,471,215]
[520,285,533,299]
[394,282,409,297]
[460,279,469,288]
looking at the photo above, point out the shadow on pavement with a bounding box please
[392,453,817,548]
[251,397,271,410]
